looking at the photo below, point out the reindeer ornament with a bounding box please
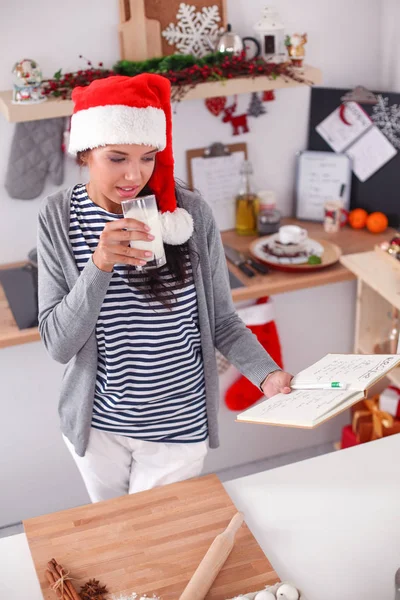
[204,92,270,135]
[222,98,250,135]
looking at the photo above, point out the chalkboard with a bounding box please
[307,87,400,228]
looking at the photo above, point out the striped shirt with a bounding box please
[68,184,208,443]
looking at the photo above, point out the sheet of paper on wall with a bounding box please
[190,151,245,231]
[315,101,372,153]
[345,126,397,182]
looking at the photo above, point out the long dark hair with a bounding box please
[130,181,196,308]
[76,150,196,308]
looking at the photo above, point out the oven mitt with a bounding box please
[5,117,65,200]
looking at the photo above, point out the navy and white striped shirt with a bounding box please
[69,184,208,443]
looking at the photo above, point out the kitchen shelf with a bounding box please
[0,65,322,123]
[343,250,400,395]
[341,251,400,312]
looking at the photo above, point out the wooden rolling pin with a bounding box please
[179,512,244,600]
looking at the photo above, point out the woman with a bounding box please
[37,73,292,503]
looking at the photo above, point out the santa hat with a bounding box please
[68,74,193,245]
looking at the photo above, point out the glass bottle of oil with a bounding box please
[235,160,260,236]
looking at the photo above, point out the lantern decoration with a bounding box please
[253,7,286,62]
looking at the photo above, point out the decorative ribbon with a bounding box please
[51,568,76,597]
[352,397,394,441]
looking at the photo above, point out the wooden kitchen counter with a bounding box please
[0,221,394,349]
[222,219,394,302]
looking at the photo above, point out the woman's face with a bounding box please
[85,144,157,212]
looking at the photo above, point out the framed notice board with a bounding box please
[186,142,247,231]
[307,87,400,228]
[295,150,352,221]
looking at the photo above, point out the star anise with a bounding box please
[80,578,109,600]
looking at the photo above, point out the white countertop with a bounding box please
[1,435,399,600]
[224,434,400,600]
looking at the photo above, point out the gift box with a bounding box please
[379,386,400,418]
[341,424,358,449]
[340,396,400,449]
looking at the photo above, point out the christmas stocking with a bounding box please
[225,298,283,411]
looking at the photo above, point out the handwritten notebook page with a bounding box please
[190,151,245,231]
[346,126,397,182]
[292,354,400,390]
[237,389,364,427]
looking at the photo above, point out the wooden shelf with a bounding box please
[0,92,74,123]
[224,220,394,302]
[0,65,322,123]
[341,251,400,311]
[0,262,40,349]
[180,64,322,101]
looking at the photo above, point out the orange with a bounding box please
[348,208,368,229]
[366,212,388,233]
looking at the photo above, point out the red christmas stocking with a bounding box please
[225,298,283,411]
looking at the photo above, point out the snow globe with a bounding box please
[12,58,47,104]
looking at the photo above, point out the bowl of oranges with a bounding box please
[348,208,389,233]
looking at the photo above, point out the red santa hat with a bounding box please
[68,74,193,245]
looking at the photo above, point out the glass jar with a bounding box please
[235,160,260,236]
[257,190,281,235]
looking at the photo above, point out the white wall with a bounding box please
[380,0,400,91]
[0,0,383,525]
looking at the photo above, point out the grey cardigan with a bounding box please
[37,186,279,456]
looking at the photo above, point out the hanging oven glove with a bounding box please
[5,117,65,200]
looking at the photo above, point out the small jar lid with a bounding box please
[258,190,277,210]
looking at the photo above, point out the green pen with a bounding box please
[291,381,348,390]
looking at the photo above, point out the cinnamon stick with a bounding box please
[51,560,73,600]
[45,569,63,599]
[51,559,81,600]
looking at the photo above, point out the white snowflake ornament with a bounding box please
[372,95,400,149]
[162,3,225,57]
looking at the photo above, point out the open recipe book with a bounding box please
[237,354,400,429]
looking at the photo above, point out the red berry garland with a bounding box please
[41,53,309,102]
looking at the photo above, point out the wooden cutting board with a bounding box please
[24,474,279,599]
[118,0,227,61]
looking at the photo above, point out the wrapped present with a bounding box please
[379,386,400,418]
[340,424,358,449]
[340,396,400,448]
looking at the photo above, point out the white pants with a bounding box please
[63,428,208,503]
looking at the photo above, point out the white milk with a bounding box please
[124,203,166,266]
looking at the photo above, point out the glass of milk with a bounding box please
[121,194,166,271]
